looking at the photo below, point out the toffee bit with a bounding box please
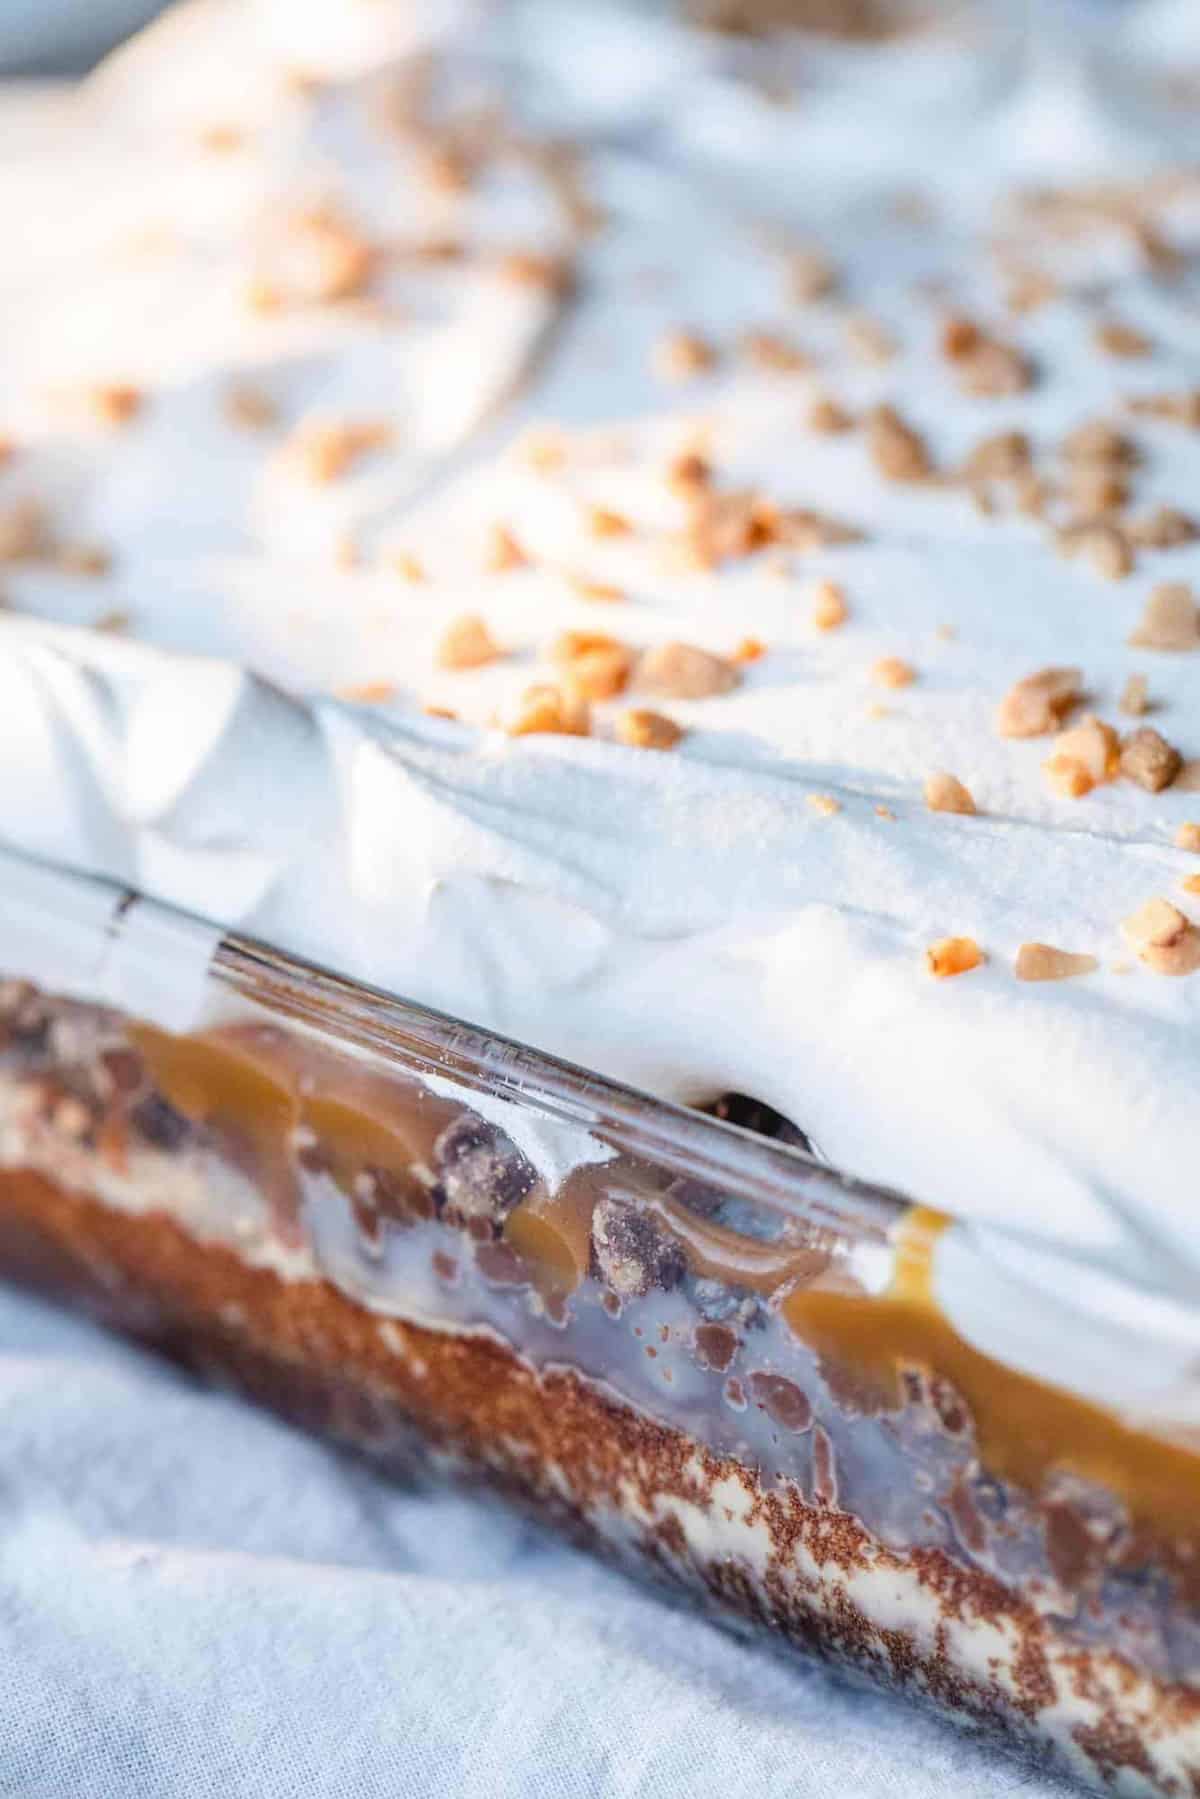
[1094,320,1152,359]
[1182,875,1200,896]
[787,246,837,303]
[939,314,983,361]
[1122,897,1200,975]
[962,430,1031,483]
[1129,582,1200,651]
[93,608,131,635]
[614,708,684,751]
[652,329,716,384]
[955,339,1033,398]
[88,384,142,427]
[1067,468,1128,519]
[666,450,712,498]
[1015,944,1098,982]
[926,937,984,978]
[812,579,848,632]
[286,418,392,484]
[1119,727,1182,792]
[0,498,47,562]
[1174,822,1200,852]
[772,508,863,551]
[807,395,854,435]
[1119,673,1149,717]
[496,251,571,296]
[550,629,628,668]
[560,645,634,701]
[436,613,503,670]
[924,772,976,815]
[845,312,896,365]
[507,683,590,738]
[56,544,110,577]
[568,574,625,604]
[1127,506,1199,550]
[392,550,425,582]
[1063,522,1133,582]
[1127,389,1200,429]
[866,404,931,483]
[740,329,809,372]
[1004,268,1060,315]
[871,656,915,689]
[484,522,528,573]
[806,793,841,817]
[996,666,1082,739]
[636,641,739,700]
[685,489,776,566]
[587,506,632,539]
[1043,717,1118,798]
[223,383,278,430]
[340,681,396,704]
[1061,420,1138,469]
[257,209,375,306]
[732,636,765,663]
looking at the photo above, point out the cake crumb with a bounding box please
[996,666,1082,738]
[872,656,916,689]
[1122,897,1200,975]
[924,772,976,815]
[1120,727,1182,792]
[812,579,848,632]
[637,641,739,699]
[1015,943,1099,982]
[1129,582,1200,651]
[615,708,684,750]
[436,613,503,670]
[926,937,984,978]
[1119,674,1149,717]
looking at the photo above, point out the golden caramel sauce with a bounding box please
[785,1208,1200,1545]
[505,1168,600,1294]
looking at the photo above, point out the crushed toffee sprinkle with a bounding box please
[871,656,916,690]
[653,329,717,384]
[1122,897,1200,975]
[1094,320,1153,359]
[223,384,278,431]
[787,246,837,303]
[1119,674,1149,717]
[926,937,984,978]
[436,613,503,671]
[614,708,683,751]
[954,338,1033,398]
[55,544,111,578]
[807,395,854,435]
[996,666,1082,739]
[666,450,713,498]
[866,405,931,483]
[636,641,739,700]
[924,772,976,816]
[1127,505,1198,549]
[392,551,426,582]
[1119,727,1182,793]
[812,579,848,632]
[732,637,766,663]
[286,418,392,484]
[1174,822,1200,852]
[88,384,143,428]
[806,793,841,817]
[1061,420,1139,469]
[587,506,633,539]
[1043,716,1118,798]
[568,574,625,604]
[740,329,810,372]
[962,431,1031,483]
[559,643,634,701]
[0,499,47,562]
[1129,582,1200,651]
[339,682,397,705]
[845,313,896,365]
[507,683,590,738]
[1015,944,1099,982]
[484,523,529,573]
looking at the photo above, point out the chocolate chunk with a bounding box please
[433,1115,536,1229]
[130,1090,191,1152]
[590,1196,686,1299]
[708,1092,815,1156]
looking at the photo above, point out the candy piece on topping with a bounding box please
[926,937,984,978]
[636,641,738,700]
[590,1195,686,1299]
[433,1115,537,1228]
[1119,674,1149,717]
[812,579,848,632]
[1174,823,1200,852]
[806,793,840,817]
[506,683,590,737]
[866,404,931,483]
[1015,944,1098,982]
[1119,728,1182,793]
[652,328,716,383]
[1043,717,1118,798]
[436,613,503,670]
[924,772,976,815]
[615,708,684,751]
[1129,584,1200,652]
[484,523,529,571]
[1122,899,1200,975]
[996,666,1082,738]
[871,656,915,690]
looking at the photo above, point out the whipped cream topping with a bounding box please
[4,2,1200,1416]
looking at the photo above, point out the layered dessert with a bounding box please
[2,2,1200,1791]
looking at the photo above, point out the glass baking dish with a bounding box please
[1,841,1196,1796]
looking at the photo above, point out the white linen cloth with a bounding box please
[0,1280,1075,1797]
